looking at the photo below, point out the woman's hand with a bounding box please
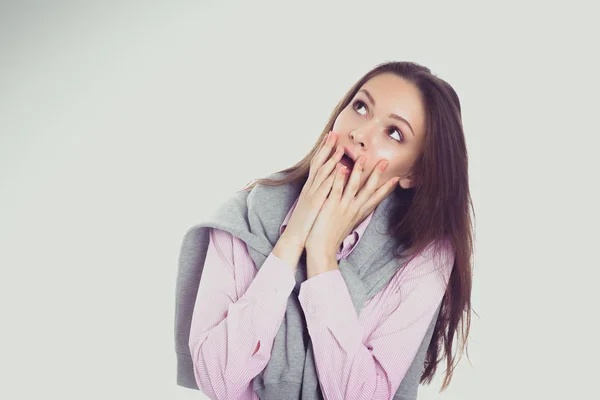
[280,130,345,251]
[304,153,399,261]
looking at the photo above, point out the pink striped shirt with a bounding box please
[189,197,454,400]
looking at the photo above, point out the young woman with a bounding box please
[180,61,474,399]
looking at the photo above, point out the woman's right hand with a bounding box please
[281,130,345,250]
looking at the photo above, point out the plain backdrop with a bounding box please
[1,1,599,399]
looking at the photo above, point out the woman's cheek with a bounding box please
[333,109,357,132]
[332,118,348,133]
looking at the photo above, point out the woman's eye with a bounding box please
[388,127,404,142]
[353,100,367,116]
[352,99,403,143]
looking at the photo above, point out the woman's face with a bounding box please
[332,72,426,191]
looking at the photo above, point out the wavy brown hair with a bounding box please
[242,61,475,391]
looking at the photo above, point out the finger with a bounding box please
[341,155,366,204]
[321,164,340,199]
[330,162,347,200]
[320,130,333,147]
[360,175,398,213]
[308,131,338,183]
[315,131,338,165]
[315,132,328,154]
[313,146,344,188]
[356,159,388,204]
[322,144,345,174]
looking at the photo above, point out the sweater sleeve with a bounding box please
[188,228,297,400]
[298,241,455,400]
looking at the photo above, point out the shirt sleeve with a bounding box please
[298,241,455,400]
[188,228,298,400]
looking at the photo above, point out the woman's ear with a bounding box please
[398,173,418,189]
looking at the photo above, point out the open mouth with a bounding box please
[340,153,355,169]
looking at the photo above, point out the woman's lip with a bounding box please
[343,146,356,161]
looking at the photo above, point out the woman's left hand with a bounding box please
[304,156,400,261]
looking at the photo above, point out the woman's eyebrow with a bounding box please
[358,89,415,136]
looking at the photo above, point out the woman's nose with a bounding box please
[351,119,381,145]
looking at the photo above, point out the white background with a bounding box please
[1,1,599,399]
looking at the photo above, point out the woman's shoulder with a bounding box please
[389,237,455,286]
[420,236,455,265]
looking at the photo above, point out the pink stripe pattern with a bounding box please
[189,198,454,400]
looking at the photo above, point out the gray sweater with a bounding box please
[174,172,439,399]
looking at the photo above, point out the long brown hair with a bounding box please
[242,61,475,391]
